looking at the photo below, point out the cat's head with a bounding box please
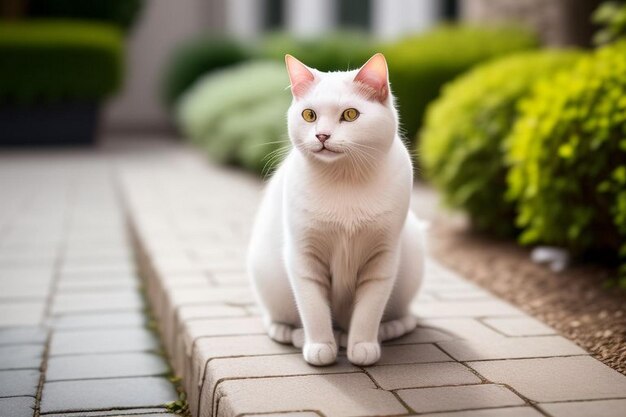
[285,53,398,166]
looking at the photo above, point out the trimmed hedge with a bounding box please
[259,31,376,72]
[161,38,253,107]
[420,50,583,236]
[28,0,143,31]
[0,20,123,103]
[177,61,291,174]
[383,25,539,146]
[507,42,626,274]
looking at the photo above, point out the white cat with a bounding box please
[247,53,424,366]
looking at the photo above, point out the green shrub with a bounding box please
[420,50,582,236]
[161,38,253,107]
[593,1,626,45]
[383,25,539,146]
[260,31,376,72]
[177,61,291,174]
[28,0,143,31]
[0,20,123,103]
[507,42,626,276]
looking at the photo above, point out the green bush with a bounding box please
[161,38,253,107]
[28,0,143,31]
[420,50,582,236]
[177,61,291,174]
[383,25,539,146]
[259,31,376,72]
[0,20,123,103]
[507,42,626,276]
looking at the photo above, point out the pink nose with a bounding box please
[316,134,330,143]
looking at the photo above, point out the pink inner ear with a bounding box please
[285,55,315,99]
[354,53,389,102]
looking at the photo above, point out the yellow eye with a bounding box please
[342,108,359,122]
[302,109,317,122]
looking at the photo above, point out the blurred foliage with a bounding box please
[27,0,143,31]
[161,38,254,107]
[177,61,291,174]
[259,31,376,71]
[383,25,539,147]
[421,50,582,236]
[507,42,626,279]
[0,20,123,103]
[593,1,626,45]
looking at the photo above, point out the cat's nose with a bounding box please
[315,133,330,143]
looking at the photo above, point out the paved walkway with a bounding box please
[0,150,178,417]
[118,143,626,417]
[2,141,626,417]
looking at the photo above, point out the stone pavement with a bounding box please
[2,141,626,417]
[0,151,178,417]
[117,143,626,417]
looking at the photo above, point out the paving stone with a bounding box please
[52,312,146,330]
[384,326,455,345]
[214,373,407,417]
[189,334,298,411]
[437,335,587,361]
[0,396,35,417]
[200,354,359,417]
[52,291,143,314]
[57,277,138,292]
[209,271,249,286]
[0,280,50,299]
[539,399,626,417]
[166,287,255,309]
[397,384,525,413]
[377,343,452,365]
[241,413,319,417]
[432,288,494,301]
[0,327,47,345]
[417,318,505,342]
[50,328,159,355]
[367,362,481,390]
[469,356,626,402]
[419,408,544,417]
[0,345,44,370]
[0,369,40,397]
[40,377,178,413]
[45,409,173,417]
[46,352,169,381]
[0,302,45,326]
[182,317,265,356]
[482,317,556,337]
[178,305,248,322]
[412,300,524,318]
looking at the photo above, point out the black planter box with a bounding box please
[0,102,99,147]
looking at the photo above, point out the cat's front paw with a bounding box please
[348,342,381,366]
[303,342,337,366]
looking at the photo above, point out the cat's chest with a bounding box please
[294,182,398,234]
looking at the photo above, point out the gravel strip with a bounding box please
[429,221,626,375]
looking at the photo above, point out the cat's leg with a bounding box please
[347,251,399,366]
[286,253,337,366]
[378,316,418,342]
[381,212,425,342]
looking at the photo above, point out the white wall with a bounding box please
[372,0,441,40]
[103,0,219,132]
[285,0,337,37]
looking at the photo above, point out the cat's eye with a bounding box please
[341,108,360,122]
[302,109,317,122]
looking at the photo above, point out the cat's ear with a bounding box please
[285,54,315,99]
[354,53,389,102]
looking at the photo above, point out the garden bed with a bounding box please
[426,209,626,376]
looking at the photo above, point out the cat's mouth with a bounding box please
[314,145,341,155]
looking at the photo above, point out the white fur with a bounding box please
[247,55,424,366]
